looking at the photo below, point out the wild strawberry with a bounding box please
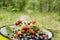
[15,31,19,38]
[42,34,46,39]
[18,20,22,23]
[23,26,27,30]
[28,21,32,25]
[22,26,29,31]
[21,30,26,33]
[31,31,36,35]
[14,34,19,38]
[15,22,20,25]
[31,35,35,39]
[15,20,22,25]
[32,21,36,24]
[18,34,20,37]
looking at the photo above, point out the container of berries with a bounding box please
[0,20,53,40]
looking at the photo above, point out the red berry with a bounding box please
[18,34,20,37]
[23,27,27,30]
[32,21,36,24]
[23,26,29,30]
[14,32,19,38]
[31,35,35,39]
[16,31,18,34]
[15,22,20,25]
[21,30,26,33]
[28,21,32,25]
[15,20,22,25]
[18,20,22,23]
[42,34,46,39]
[16,32,19,38]
[31,31,36,35]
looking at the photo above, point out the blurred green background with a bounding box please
[0,0,60,40]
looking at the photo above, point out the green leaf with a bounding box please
[6,26,13,34]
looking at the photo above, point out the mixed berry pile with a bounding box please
[6,20,48,40]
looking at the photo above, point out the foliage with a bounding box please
[0,0,28,12]
[0,0,60,12]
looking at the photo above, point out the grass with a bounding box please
[0,9,60,40]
